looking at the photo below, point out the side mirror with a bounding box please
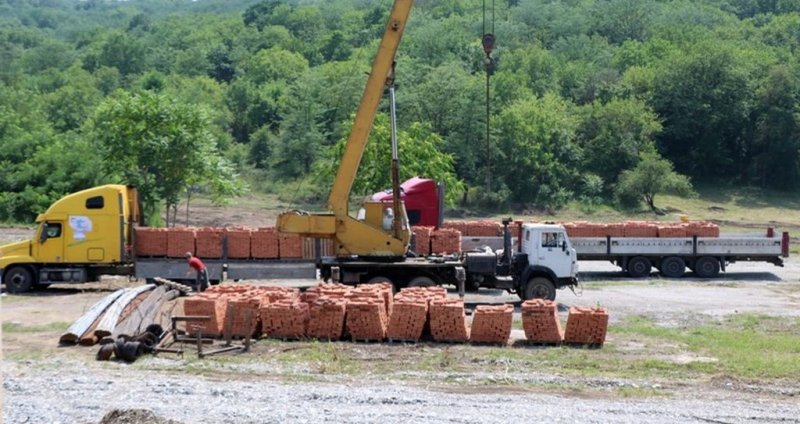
[39,224,48,244]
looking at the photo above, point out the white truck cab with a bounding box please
[520,223,579,279]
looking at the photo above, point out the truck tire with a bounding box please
[408,276,435,287]
[367,275,393,285]
[660,256,686,278]
[523,277,556,301]
[626,256,651,278]
[694,256,720,278]
[3,266,35,294]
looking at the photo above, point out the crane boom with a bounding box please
[276,0,413,258]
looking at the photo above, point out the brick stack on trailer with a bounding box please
[224,227,252,259]
[430,228,462,255]
[134,228,168,256]
[195,227,224,258]
[167,227,196,257]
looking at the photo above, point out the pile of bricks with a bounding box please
[429,298,469,342]
[521,299,563,344]
[196,227,224,258]
[251,227,279,259]
[431,228,462,254]
[385,286,446,342]
[279,233,303,259]
[167,227,196,257]
[469,304,514,345]
[443,220,503,237]
[657,225,687,237]
[226,296,261,337]
[182,293,228,337]
[306,297,348,340]
[563,221,719,239]
[344,284,391,341]
[564,306,609,346]
[224,227,252,259]
[683,222,720,237]
[412,226,433,256]
[134,227,167,256]
[260,298,309,339]
[623,221,659,237]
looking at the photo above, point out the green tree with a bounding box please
[90,90,245,225]
[576,98,661,190]
[615,150,695,213]
[316,114,465,205]
[493,93,582,209]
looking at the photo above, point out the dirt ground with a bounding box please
[3,221,800,423]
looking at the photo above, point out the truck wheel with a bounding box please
[3,266,35,294]
[660,257,686,278]
[408,276,435,287]
[694,256,720,278]
[523,277,556,301]
[367,276,393,285]
[626,256,651,278]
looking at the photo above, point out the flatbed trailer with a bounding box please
[570,232,789,278]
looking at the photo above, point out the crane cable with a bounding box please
[482,0,496,192]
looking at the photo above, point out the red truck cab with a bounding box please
[372,177,443,228]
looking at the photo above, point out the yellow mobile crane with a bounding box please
[276,0,413,258]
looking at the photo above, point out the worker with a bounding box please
[185,252,209,292]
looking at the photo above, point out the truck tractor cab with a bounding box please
[514,223,579,300]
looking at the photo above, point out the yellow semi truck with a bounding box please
[0,184,320,293]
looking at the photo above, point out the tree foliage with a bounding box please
[615,151,695,212]
[2,0,800,223]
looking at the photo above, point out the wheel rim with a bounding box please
[631,259,648,276]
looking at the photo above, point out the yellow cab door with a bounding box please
[34,219,66,263]
[63,193,120,264]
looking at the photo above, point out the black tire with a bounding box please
[408,276,436,287]
[660,256,686,278]
[3,266,35,294]
[522,277,556,301]
[626,256,652,278]
[694,256,720,278]
[366,276,393,285]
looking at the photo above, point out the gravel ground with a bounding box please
[4,359,800,424]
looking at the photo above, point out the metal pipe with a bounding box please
[389,83,403,240]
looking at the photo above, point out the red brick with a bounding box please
[167,227,196,257]
[134,227,167,256]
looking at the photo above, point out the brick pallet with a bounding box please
[251,227,279,259]
[521,299,563,344]
[411,226,433,256]
[306,297,347,340]
[564,306,609,346]
[260,298,309,339]
[226,297,261,337]
[386,296,428,342]
[345,298,387,341]
[196,228,224,258]
[167,228,196,257]
[279,233,303,259]
[469,304,514,345]
[224,227,251,259]
[182,294,228,337]
[429,298,469,342]
[134,227,167,256]
[431,228,462,255]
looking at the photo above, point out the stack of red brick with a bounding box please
[431,228,462,254]
[469,304,514,344]
[196,227,224,258]
[344,284,393,341]
[563,221,719,238]
[386,286,447,342]
[303,283,352,340]
[429,298,469,342]
[182,291,229,337]
[563,306,609,346]
[279,233,303,259]
[167,227,196,257]
[443,220,503,237]
[521,299,563,344]
[260,297,309,339]
[224,227,251,259]
[412,226,433,256]
[251,227,279,259]
[134,228,168,256]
